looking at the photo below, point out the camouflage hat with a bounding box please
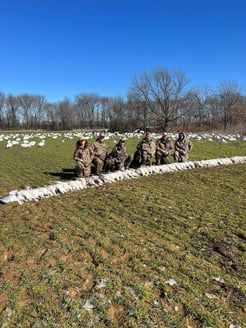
[99,133,105,138]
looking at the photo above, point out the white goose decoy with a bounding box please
[6,141,13,148]
[38,140,45,147]
[0,190,20,204]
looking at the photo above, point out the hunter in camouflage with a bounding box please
[132,131,156,167]
[91,134,109,175]
[73,136,94,177]
[105,138,133,171]
[173,132,193,162]
[155,132,173,164]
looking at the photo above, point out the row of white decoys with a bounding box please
[0,156,245,204]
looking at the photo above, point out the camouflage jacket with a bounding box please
[137,138,156,157]
[174,136,192,154]
[91,140,109,161]
[73,146,94,167]
[108,143,128,162]
[156,137,173,155]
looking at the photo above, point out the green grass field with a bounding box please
[0,133,245,327]
[0,133,245,196]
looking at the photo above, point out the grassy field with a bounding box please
[0,133,245,327]
[0,132,245,196]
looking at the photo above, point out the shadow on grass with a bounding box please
[44,168,75,180]
[44,166,98,180]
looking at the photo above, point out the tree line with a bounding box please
[0,67,245,133]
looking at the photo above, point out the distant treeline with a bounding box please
[1,68,246,133]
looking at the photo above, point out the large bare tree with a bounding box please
[127,67,191,131]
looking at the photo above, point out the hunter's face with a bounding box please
[146,133,151,140]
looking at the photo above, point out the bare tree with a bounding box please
[74,94,88,128]
[233,95,246,121]
[5,94,20,128]
[32,95,47,128]
[127,67,191,131]
[57,98,74,130]
[189,85,213,130]
[127,93,151,130]
[43,102,59,130]
[18,94,47,129]
[74,93,101,129]
[100,97,111,130]
[18,94,34,128]
[105,97,129,131]
[217,80,243,130]
[204,94,219,129]
[0,92,5,128]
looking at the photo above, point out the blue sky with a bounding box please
[1,0,246,103]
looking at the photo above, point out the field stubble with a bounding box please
[0,135,245,327]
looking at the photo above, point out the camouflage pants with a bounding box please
[105,155,134,171]
[105,157,118,172]
[92,157,105,175]
[75,163,91,177]
[124,155,133,169]
[155,151,170,164]
[174,151,188,163]
[131,151,152,168]
[141,151,152,166]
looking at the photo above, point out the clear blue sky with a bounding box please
[1,0,246,103]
